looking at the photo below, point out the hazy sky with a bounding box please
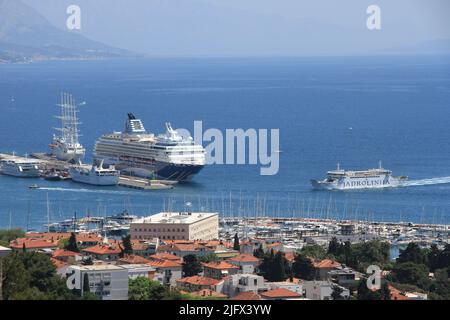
[23,0,450,56]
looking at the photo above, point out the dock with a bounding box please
[118,175,175,190]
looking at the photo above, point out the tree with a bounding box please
[397,243,427,266]
[82,273,90,295]
[327,237,340,256]
[292,254,315,280]
[182,254,202,277]
[198,253,219,263]
[0,229,25,247]
[392,262,429,286]
[356,279,381,300]
[299,245,327,260]
[258,250,289,282]
[64,233,79,253]
[343,241,353,266]
[253,244,265,259]
[380,281,391,300]
[427,244,441,272]
[233,233,240,252]
[128,277,180,300]
[331,285,344,300]
[121,235,133,256]
[2,252,78,300]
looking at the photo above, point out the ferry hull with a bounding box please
[69,168,119,186]
[0,163,40,178]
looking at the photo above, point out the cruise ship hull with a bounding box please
[97,156,204,181]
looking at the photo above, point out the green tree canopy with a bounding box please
[121,234,133,256]
[397,243,427,266]
[64,233,79,253]
[182,254,203,277]
[233,233,240,251]
[292,254,315,280]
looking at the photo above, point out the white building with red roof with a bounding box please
[202,261,239,279]
[227,253,260,274]
[176,275,224,293]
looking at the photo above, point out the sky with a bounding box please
[22,0,450,56]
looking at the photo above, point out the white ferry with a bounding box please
[0,157,40,178]
[69,161,119,186]
[311,162,408,190]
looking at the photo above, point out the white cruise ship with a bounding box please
[93,113,205,181]
[49,93,85,162]
[0,157,40,178]
[311,162,408,190]
[69,161,119,186]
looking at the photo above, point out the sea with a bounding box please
[0,55,449,231]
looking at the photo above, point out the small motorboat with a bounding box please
[29,184,40,189]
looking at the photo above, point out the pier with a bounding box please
[118,175,175,190]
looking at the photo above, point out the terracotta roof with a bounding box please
[190,289,227,298]
[313,259,342,269]
[118,254,151,264]
[172,243,212,252]
[76,234,103,243]
[130,240,150,251]
[232,291,262,300]
[149,252,182,262]
[26,232,71,242]
[177,276,223,286]
[51,257,67,269]
[260,288,302,299]
[52,249,80,258]
[82,244,122,255]
[389,285,410,300]
[10,238,58,250]
[147,259,182,268]
[202,261,239,270]
[227,253,260,263]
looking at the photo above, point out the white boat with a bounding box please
[311,162,408,190]
[49,93,85,162]
[93,113,205,181]
[69,161,119,186]
[0,157,40,178]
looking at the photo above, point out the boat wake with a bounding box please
[401,176,450,187]
[37,187,141,196]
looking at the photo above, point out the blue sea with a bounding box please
[0,56,449,230]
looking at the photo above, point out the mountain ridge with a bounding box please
[0,0,134,63]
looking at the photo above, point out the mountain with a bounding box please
[0,0,133,62]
